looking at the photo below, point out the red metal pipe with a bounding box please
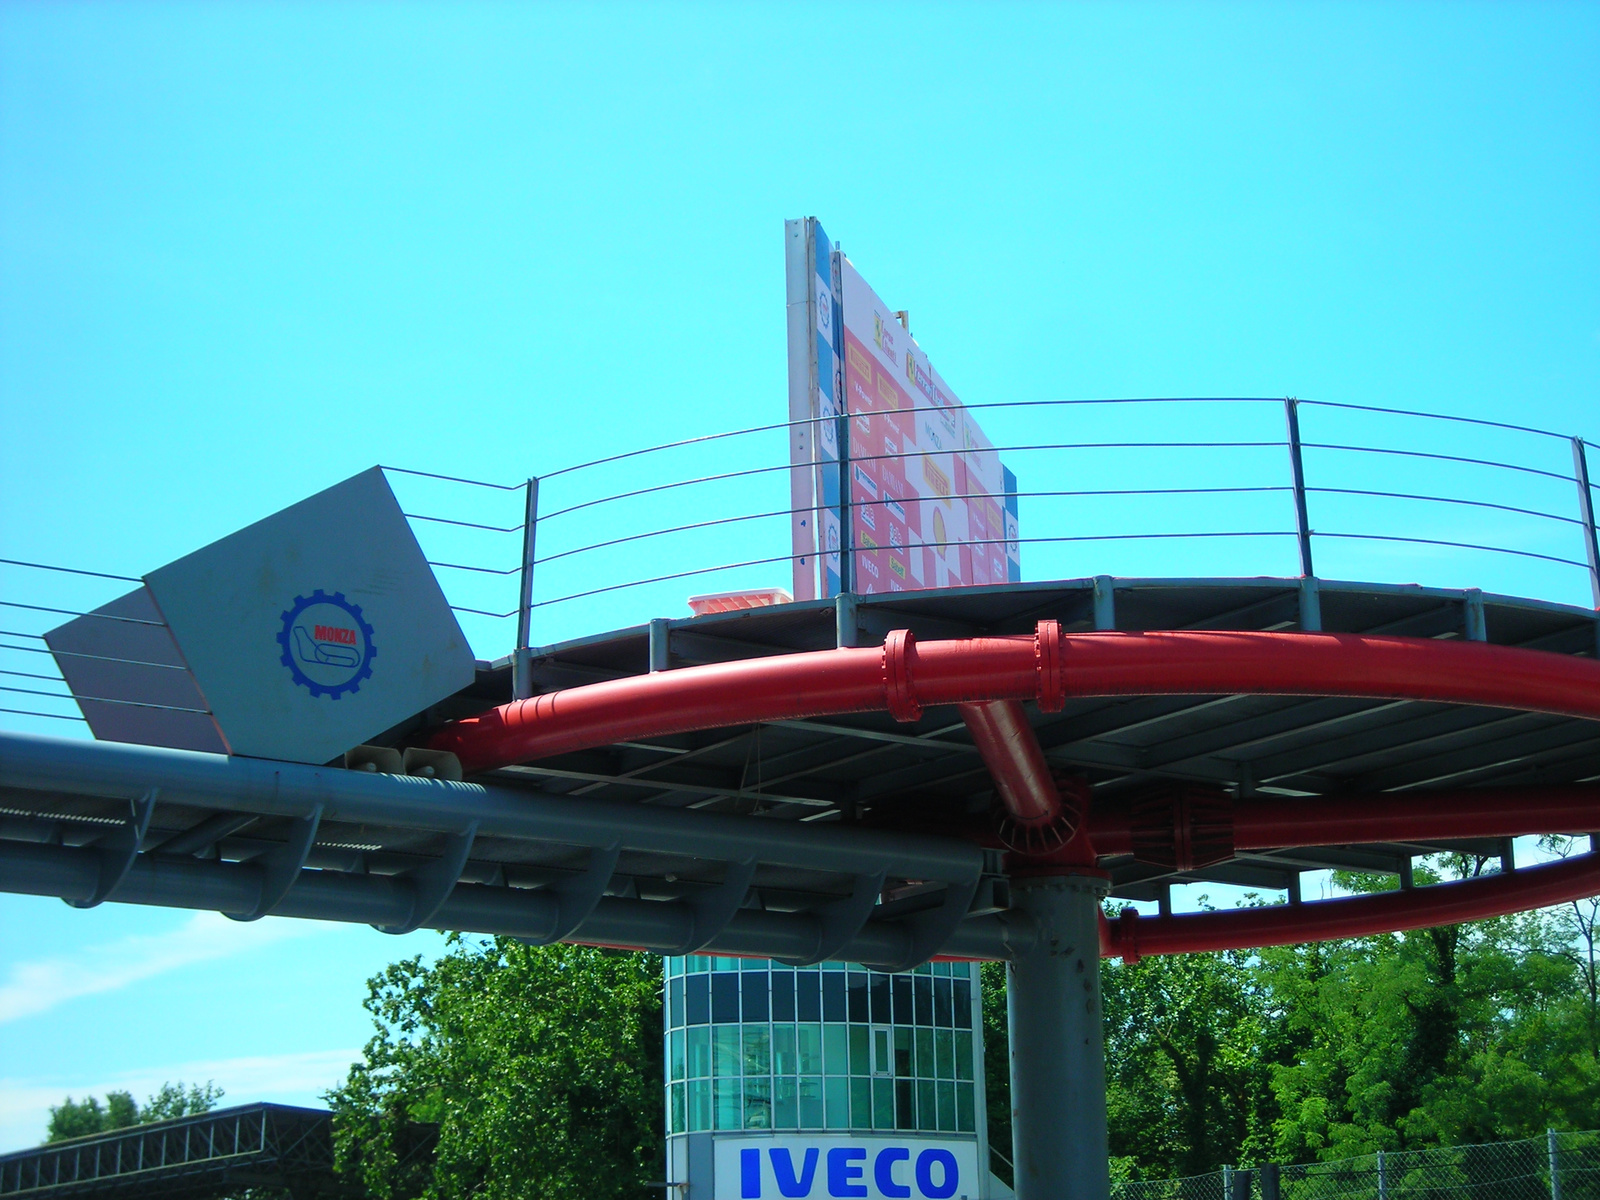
[1101,851,1600,959]
[958,700,1063,829]
[1088,786,1600,856]
[431,625,1600,775]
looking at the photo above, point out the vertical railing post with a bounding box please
[513,476,540,700]
[1377,1150,1388,1200]
[1549,1127,1562,1200]
[1572,438,1600,609]
[1285,398,1315,577]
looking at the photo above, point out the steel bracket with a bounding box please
[375,821,478,935]
[876,873,982,971]
[668,858,758,954]
[521,841,622,945]
[65,788,157,909]
[774,867,887,966]
[228,805,323,922]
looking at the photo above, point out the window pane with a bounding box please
[713,956,740,972]
[825,1076,850,1129]
[847,973,869,1022]
[915,1029,933,1080]
[742,971,770,1022]
[870,974,891,1024]
[873,1077,895,1130]
[714,1027,741,1077]
[744,1078,772,1130]
[934,977,953,1027]
[712,972,740,1023]
[956,1082,975,1132]
[742,957,767,970]
[688,1026,711,1078]
[686,974,710,1025]
[771,970,796,1021]
[894,1028,912,1078]
[772,1024,797,1075]
[688,955,709,974]
[955,1030,973,1081]
[933,960,950,977]
[850,1077,873,1130]
[798,1024,823,1075]
[823,1025,848,1075]
[715,1078,742,1130]
[670,1029,685,1081]
[668,977,684,1029]
[937,1081,955,1132]
[798,1077,824,1129]
[892,976,914,1025]
[671,1082,685,1134]
[743,1026,771,1075]
[666,956,680,977]
[688,1079,711,1131]
[917,1080,937,1131]
[874,1028,891,1075]
[848,1025,870,1075]
[914,976,933,1026]
[895,1079,915,1130]
[796,972,822,1022]
[822,972,847,1022]
[774,1077,798,1129]
[935,1029,953,1080]
[954,976,972,1028]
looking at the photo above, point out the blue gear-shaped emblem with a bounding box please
[276,590,376,700]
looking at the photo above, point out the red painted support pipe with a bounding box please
[958,700,1063,829]
[1102,851,1600,959]
[1089,786,1600,856]
[431,625,1600,775]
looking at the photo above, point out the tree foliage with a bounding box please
[328,937,663,1200]
[46,1081,223,1142]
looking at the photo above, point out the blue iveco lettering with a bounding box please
[740,1147,959,1200]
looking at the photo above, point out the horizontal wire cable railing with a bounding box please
[2,397,1596,732]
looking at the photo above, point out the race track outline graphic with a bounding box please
[276,590,376,699]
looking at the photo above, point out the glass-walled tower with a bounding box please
[663,956,990,1200]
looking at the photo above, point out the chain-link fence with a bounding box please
[1113,1130,1600,1200]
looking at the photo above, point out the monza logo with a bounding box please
[277,589,376,700]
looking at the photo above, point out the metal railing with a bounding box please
[1113,1128,1600,1200]
[2,397,1596,731]
[381,396,1599,661]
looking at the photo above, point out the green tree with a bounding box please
[328,937,663,1200]
[143,1081,226,1122]
[46,1081,223,1142]
[1264,856,1597,1159]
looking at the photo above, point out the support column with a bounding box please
[1007,873,1111,1200]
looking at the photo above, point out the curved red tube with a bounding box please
[431,625,1600,775]
[1102,851,1600,959]
[1090,786,1600,856]
[958,700,1063,829]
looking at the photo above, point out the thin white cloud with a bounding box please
[0,1047,362,1153]
[0,911,324,1024]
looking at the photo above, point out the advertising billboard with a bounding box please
[785,218,845,602]
[787,219,1020,599]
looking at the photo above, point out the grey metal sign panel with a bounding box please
[44,587,226,754]
[143,467,475,764]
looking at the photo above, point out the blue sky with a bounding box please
[1,1,1597,1150]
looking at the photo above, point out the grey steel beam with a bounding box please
[0,732,982,884]
[0,839,1032,967]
